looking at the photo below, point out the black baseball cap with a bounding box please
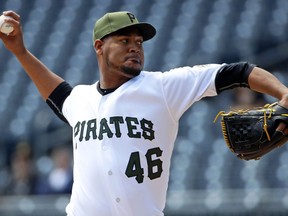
[93,11,156,43]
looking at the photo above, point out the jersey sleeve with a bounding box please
[61,86,80,126]
[61,84,97,126]
[161,64,223,120]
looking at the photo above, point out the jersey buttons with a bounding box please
[115,197,120,203]
[102,145,108,151]
[108,170,113,175]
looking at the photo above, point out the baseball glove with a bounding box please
[214,102,288,160]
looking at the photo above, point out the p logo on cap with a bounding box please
[126,12,136,23]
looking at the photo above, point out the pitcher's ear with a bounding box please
[94,39,103,55]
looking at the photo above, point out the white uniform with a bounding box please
[62,64,223,216]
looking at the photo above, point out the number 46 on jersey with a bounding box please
[125,147,163,183]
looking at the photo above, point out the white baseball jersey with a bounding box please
[62,64,223,216]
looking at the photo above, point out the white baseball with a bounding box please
[0,15,14,34]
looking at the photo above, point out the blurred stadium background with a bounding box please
[1,0,288,215]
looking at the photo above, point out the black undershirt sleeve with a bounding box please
[215,62,256,94]
[46,81,73,124]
